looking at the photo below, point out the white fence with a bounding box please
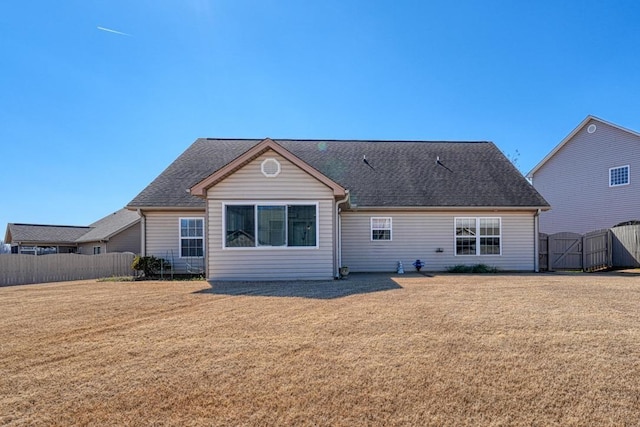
[0,252,136,286]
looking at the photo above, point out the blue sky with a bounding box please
[2,1,640,230]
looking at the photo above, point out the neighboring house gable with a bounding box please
[75,209,141,254]
[4,224,90,254]
[528,116,640,234]
[4,209,140,255]
[128,138,549,279]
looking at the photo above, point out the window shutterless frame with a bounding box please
[454,217,502,256]
[609,165,630,187]
[370,217,392,241]
[179,217,205,258]
[222,202,319,249]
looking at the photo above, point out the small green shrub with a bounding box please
[446,264,499,273]
[132,256,171,277]
[97,276,136,282]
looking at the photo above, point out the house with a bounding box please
[127,138,549,280]
[527,116,640,234]
[5,224,91,255]
[4,209,141,255]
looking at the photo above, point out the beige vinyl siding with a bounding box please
[105,223,141,253]
[76,226,140,255]
[77,242,105,255]
[533,119,640,234]
[342,211,536,272]
[56,245,79,254]
[211,151,335,200]
[207,151,335,280]
[145,211,205,273]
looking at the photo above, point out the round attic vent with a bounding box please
[587,124,597,134]
[261,158,281,177]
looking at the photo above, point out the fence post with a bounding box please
[538,233,549,271]
[582,235,586,272]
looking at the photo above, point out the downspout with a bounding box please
[534,209,541,272]
[137,209,146,257]
[334,190,350,278]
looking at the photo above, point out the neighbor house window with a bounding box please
[371,217,392,241]
[609,165,629,187]
[180,217,204,257]
[455,217,501,255]
[225,204,317,248]
[93,246,101,255]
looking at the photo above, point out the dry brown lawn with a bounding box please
[1,272,640,426]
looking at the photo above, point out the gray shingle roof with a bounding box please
[75,209,140,243]
[7,224,91,244]
[6,209,140,245]
[127,139,549,209]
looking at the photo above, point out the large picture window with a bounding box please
[225,206,255,247]
[180,217,204,257]
[455,217,501,256]
[225,204,317,248]
[258,206,285,246]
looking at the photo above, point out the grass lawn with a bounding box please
[1,272,640,426]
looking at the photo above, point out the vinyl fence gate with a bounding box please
[539,224,640,272]
[539,230,612,272]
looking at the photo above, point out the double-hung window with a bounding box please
[455,217,501,255]
[609,165,629,187]
[225,204,317,248]
[180,217,204,257]
[371,217,392,241]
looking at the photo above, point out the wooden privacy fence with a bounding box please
[611,225,640,269]
[540,224,640,272]
[0,252,136,286]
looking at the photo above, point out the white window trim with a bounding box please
[179,217,205,258]
[222,201,320,250]
[454,217,502,256]
[93,246,101,255]
[370,217,392,241]
[609,165,630,187]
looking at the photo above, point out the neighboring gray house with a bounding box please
[127,138,549,280]
[527,116,640,234]
[5,209,141,255]
[4,224,91,255]
[75,209,142,254]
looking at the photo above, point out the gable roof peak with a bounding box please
[527,115,640,178]
[189,137,347,198]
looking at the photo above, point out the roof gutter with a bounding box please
[534,208,541,272]
[335,191,350,279]
[137,209,146,257]
[126,206,205,212]
[345,205,551,212]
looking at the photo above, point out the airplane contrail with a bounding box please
[97,26,131,36]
